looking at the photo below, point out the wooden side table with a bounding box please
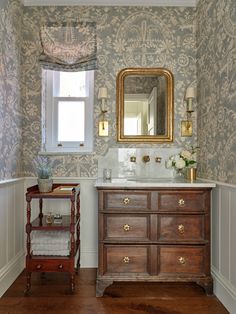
[24,183,80,295]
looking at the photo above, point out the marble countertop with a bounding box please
[95,177,216,188]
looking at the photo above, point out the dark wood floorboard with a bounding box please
[0,268,229,314]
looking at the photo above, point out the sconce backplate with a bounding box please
[181,120,193,137]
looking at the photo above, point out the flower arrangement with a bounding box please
[166,146,199,171]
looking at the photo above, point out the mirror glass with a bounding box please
[117,68,174,143]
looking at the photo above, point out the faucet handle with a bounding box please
[142,155,150,163]
[130,156,136,162]
[155,157,162,163]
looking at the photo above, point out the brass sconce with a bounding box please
[181,86,195,137]
[98,87,108,136]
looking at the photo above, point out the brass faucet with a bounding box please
[142,155,150,163]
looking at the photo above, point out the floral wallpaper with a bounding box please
[0,0,23,180]
[21,6,197,177]
[1,1,235,183]
[197,0,236,184]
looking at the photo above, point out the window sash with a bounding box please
[43,69,94,153]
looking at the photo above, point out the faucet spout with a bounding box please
[142,155,150,163]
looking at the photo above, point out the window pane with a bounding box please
[58,72,86,97]
[58,101,84,142]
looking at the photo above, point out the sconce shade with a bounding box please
[185,86,195,99]
[98,87,108,99]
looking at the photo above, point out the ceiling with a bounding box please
[22,0,198,7]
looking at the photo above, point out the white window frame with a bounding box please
[41,69,94,154]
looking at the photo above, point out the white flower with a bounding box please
[181,150,192,160]
[175,158,186,169]
[165,146,198,171]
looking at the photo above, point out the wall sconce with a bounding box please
[98,87,108,136]
[185,86,195,113]
[181,86,196,137]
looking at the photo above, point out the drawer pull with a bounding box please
[178,257,186,265]
[178,198,185,207]
[58,264,63,269]
[36,264,42,270]
[123,256,130,263]
[123,224,130,231]
[123,197,130,205]
[178,224,185,234]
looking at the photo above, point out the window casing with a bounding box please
[42,69,94,154]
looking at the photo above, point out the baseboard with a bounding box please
[0,251,25,298]
[212,266,236,313]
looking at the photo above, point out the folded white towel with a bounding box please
[31,243,70,251]
[32,249,70,256]
[31,230,70,245]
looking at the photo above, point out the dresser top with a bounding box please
[95,177,216,188]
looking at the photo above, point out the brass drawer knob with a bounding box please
[58,264,63,269]
[123,224,130,231]
[178,198,185,207]
[178,257,186,265]
[123,256,130,263]
[36,264,42,270]
[123,197,130,205]
[178,224,185,234]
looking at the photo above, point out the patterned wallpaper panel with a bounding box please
[197,0,236,184]
[0,0,23,180]
[21,6,197,177]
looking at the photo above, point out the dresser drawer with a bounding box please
[103,245,150,275]
[158,215,204,242]
[102,191,151,211]
[159,246,205,275]
[158,190,208,212]
[103,214,150,241]
[26,258,73,272]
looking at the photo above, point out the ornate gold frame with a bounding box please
[116,67,174,143]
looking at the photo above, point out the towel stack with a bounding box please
[31,230,71,256]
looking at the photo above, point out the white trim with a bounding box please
[0,178,25,186]
[24,176,97,182]
[0,250,25,298]
[212,266,236,314]
[22,0,197,7]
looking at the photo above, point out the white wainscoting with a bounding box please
[0,178,25,297]
[24,177,98,268]
[211,182,236,313]
[2,176,236,313]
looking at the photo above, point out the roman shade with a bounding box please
[39,21,97,71]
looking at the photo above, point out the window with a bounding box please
[42,69,94,153]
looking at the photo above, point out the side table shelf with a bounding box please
[24,184,80,295]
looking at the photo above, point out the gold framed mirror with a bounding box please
[116,68,174,143]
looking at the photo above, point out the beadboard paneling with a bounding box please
[212,183,236,313]
[24,177,98,268]
[0,179,25,297]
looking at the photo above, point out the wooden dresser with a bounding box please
[96,187,213,296]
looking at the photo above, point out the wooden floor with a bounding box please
[0,269,228,314]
